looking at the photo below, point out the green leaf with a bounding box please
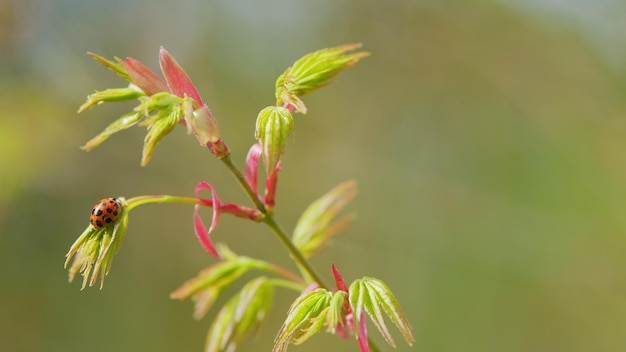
[205,297,235,352]
[292,180,357,258]
[80,111,145,151]
[232,278,274,341]
[87,52,131,82]
[273,289,333,352]
[349,277,414,348]
[205,277,275,352]
[348,279,365,332]
[365,278,414,346]
[254,106,294,174]
[171,252,274,320]
[326,290,347,334]
[362,279,394,346]
[141,105,181,166]
[171,261,243,294]
[275,43,370,113]
[78,87,144,113]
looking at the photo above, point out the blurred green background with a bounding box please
[2,0,626,351]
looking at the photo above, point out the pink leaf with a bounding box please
[125,57,168,96]
[331,264,349,293]
[357,312,370,352]
[264,162,281,210]
[245,143,262,197]
[193,182,222,259]
[302,282,320,294]
[283,103,295,113]
[159,46,204,106]
[335,318,351,340]
[342,312,356,339]
[332,264,353,316]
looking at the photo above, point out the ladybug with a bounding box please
[90,198,121,229]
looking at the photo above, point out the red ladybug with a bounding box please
[90,198,121,229]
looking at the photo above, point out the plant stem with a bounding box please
[220,155,327,288]
[268,278,307,292]
[126,195,200,210]
[263,214,328,288]
[222,154,382,352]
[221,155,267,212]
[265,262,307,286]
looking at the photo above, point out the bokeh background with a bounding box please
[2,0,626,351]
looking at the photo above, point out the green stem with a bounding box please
[223,153,382,352]
[265,262,307,286]
[268,278,307,292]
[126,195,200,210]
[220,155,328,289]
[221,155,267,212]
[263,214,328,288]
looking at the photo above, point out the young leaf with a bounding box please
[205,277,275,352]
[125,57,168,96]
[80,111,144,151]
[254,106,294,175]
[357,311,369,352]
[171,250,276,319]
[273,289,333,352]
[171,262,247,320]
[275,43,370,113]
[292,181,357,258]
[183,103,221,146]
[231,277,275,346]
[193,182,222,259]
[78,87,144,113]
[365,277,414,346]
[205,296,235,352]
[331,263,349,293]
[326,290,347,334]
[141,106,181,166]
[159,46,204,107]
[87,52,130,82]
[244,143,262,197]
[264,163,281,211]
[348,277,414,348]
